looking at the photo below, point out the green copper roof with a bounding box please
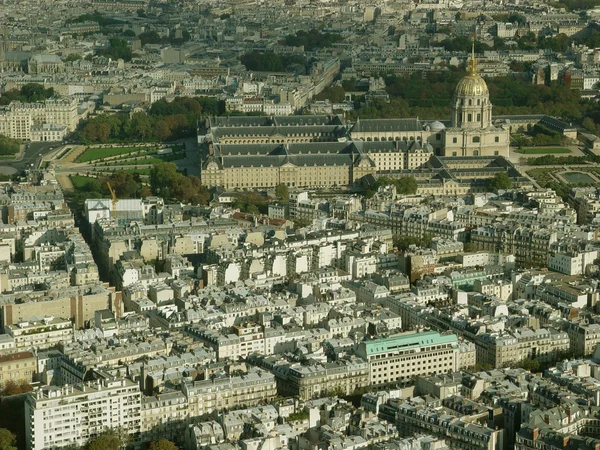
[363,331,458,355]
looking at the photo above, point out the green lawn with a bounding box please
[76,146,149,163]
[70,175,98,190]
[514,147,571,154]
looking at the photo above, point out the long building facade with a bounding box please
[198,59,516,190]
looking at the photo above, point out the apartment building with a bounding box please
[0,351,35,390]
[475,327,570,368]
[566,322,600,357]
[187,324,293,361]
[355,331,459,386]
[5,317,74,351]
[25,378,141,450]
[273,358,370,400]
[0,98,79,141]
[182,368,276,417]
[387,399,503,450]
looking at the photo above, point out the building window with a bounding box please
[495,136,499,142]
[452,152,457,156]
[477,113,481,121]
[473,150,479,156]
[494,151,499,155]
[452,137,457,143]
[468,114,472,122]
[436,133,441,140]
[473,136,480,143]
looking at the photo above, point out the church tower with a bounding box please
[442,41,510,158]
[451,43,492,129]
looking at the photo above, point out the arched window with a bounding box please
[473,150,479,156]
[473,136,480,143]
[468,113,472,122]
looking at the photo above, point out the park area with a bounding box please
[75,146,142,162]
[75,143,184,163]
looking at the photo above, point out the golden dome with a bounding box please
[455,73,489,97]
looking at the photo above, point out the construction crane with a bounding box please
[106,182,118,220]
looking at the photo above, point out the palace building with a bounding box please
[198,49,518,190]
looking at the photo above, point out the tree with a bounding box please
[149,440,179,450]
[583,117,596,133]
[0,428,16,450]
[86,428,128,450]
[102,172,138,198]
[2,379,31,396]
[64,53,82,62]
[97,37,133,62]
[275,184,289,202]
[131,112,153,141]
[0,135,20,156]
[150,162,180,195]
[487,172,513,192]
[396,176,418,194]
[515,358,540,372]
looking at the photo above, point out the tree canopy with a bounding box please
[81,97,224,144]
[150,162,211,205]
[85,428,128,450]
[283,29,343,50]
[149,440,179,450]
[0,428,17,450]
[0,83,54,105]
[347,70,585,122]
[240,51,306,72]
[0,136,20,156]
[486,172,513,192]
[97,37,133,62]
[275,184,289,202]
[375,176,418,195]
[66,12,125,27]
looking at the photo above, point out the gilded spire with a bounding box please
[470,37,477,75]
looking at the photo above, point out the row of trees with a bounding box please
[283,29,344,50]
[72,164,211,206]
[346,70,585,121]
[240,51,307,73]
[39,427,180,450]
[81,97,224,144]
[0,83,55,105]
[66,12,124,27]
[524,154,587,166]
